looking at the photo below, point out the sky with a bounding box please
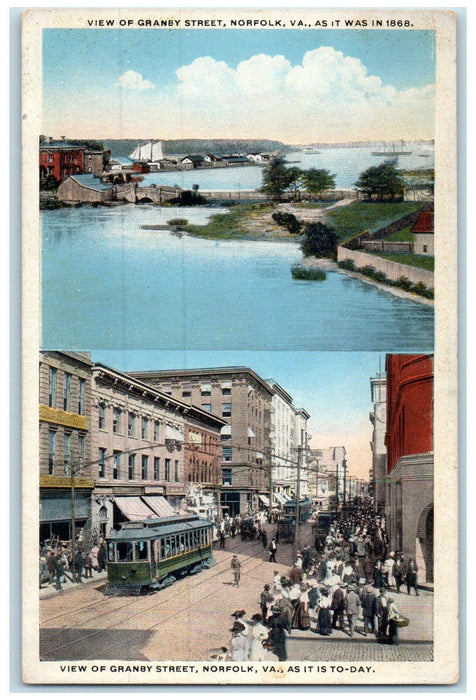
[89,349,387,481]
[42,28,435,143]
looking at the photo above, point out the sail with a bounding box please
[130,140,164,162]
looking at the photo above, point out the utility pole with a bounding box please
[342,457,347,509]
[268,448,273,519]
[293,445,303,561]
[70,466,76,582]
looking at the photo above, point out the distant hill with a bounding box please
[102,139,292,158]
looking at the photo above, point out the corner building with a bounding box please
[385,354,434,583]
[129,367,274,516]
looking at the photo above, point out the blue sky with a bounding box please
[42,28,435,142]
[90,349,387,479]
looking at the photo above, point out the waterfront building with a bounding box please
[369,374,387,513]
[412,209,434,256]
[57,174,114,203]
[128,367,275,516]
[90,364,225,536]
[39,351,94,545]
[385,354,434,583]
[39,136,108,183]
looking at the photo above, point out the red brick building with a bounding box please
[40,140,85,184]
[385,354,434,582]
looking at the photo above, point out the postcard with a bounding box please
[22,7,458,685]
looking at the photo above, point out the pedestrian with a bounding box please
[46,550,57,585]
[219,529,226,549]
[84,552,93,579]
[384,551,396,589]
[97,542,107,573]
[268,607,288,661]
[292,584,311,631]
[317,587,333,636]
[394,554,406,593]
[345,584,360,637]
[231,555,241,587]
[55,555,65,592]
[406,558,419,595]
[373,560,385,589]
[289,563,302,585]
[361,585,377,636]
[230,522,236,538]
[231,610,249,637]
[74,550,84,583]
[261,529,268,550]
[249,614,270,661]
[331,583,346,631]
[376,588,389,639]
[230,621,249,661]
[387,598,402,645]
[269,538,277,563]
[260,584,274,623]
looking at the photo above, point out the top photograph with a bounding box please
[29,10,455,352]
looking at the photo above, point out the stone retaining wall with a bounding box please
[337,246,434,288]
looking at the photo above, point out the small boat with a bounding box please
[303,147,321,154]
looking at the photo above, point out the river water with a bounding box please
[143,145,434,192]
[41,204,434,352]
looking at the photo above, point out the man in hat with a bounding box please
[231,555,241,587]
[361,585,377,636]
[376,587,389,639]
[331,582,347,631]
[269,538,278,563]
[345,584,360,637]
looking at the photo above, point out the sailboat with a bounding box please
[130,140,164,162]
[372,140,412,156]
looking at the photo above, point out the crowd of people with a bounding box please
[223,501,415,661]
[39,539,107,591]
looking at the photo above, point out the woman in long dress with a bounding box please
[249,614,272,661]
[317,587,333,636]
[292,585,311,630]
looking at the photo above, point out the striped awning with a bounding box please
[114,497,156,522]
[142,496,177,517]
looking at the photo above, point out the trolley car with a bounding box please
[283,497,313,523]
[106,514,215,595]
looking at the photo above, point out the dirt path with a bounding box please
[242,198,354,237]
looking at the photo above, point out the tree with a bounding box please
[300,222,338,259]
[354,160,405,201]
[286,166,305,201]
[302,168,336,197]
[260,157,295,199]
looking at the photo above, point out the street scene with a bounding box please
[39,351,434,664]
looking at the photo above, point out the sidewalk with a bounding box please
[40,570,107,600]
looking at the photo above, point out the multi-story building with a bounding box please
[39,351,94,545]
[385,354,434,583]
[129,367,275,516]
[369,374,387,513]
[308,446,347,507]
[266,380,310,501]
[39,136,108,184]
[91,364,225,536]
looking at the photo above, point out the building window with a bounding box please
[64,432,71,475]
[222,468,232,485]
[154,421,160,442]
[162,383,172,395]
[48,430,56,474]
[63,373,72,411]
[174,460,179,482]
[49,367,57,407]
[222,403,232,417]
[78,379,86,415]
[200,383,211,396]
[142,455,149,480]
[113,451,121,480]
[154,457,160,480]
[222,387,232,396]
[128,412,136,437]
[99,403,106,430]
[113,408,121,433]
[141,418,148,440]
[222,446,232,462]
[78,434,85,471]
[423,245,428,253]
[165,459,171,481]
[182,382,192,398]
[201,404,212,412]
[99,448,106,478]
[128,454,135,480]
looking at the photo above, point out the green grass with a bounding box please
[291,266,327,281]
[324,201,422,243]
[183,204,267,239]
[367,252,435,271]
[384,225,415,242]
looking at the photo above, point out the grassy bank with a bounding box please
[325,201,422,242]
[183,203,294,240]
[367,251,434,271]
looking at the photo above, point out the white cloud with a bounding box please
[115,70,154,91]
[157,47,434,142]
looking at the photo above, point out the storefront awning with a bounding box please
[142,496,177,518]
[258,494,270,506]
[221,425,231,436]
[114,496,156,521]
[274,493,287,505]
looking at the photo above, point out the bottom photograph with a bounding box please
[37,350,434,666]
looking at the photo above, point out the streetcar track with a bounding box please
[41,540,270,651]
[41,553,269,658]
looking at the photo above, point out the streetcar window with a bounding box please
[179,535,185,553]
[186,532,190,551]
[116,542,133,561]
[108,542,115,562]
[160,539,166,560]
[135,541,149,561]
